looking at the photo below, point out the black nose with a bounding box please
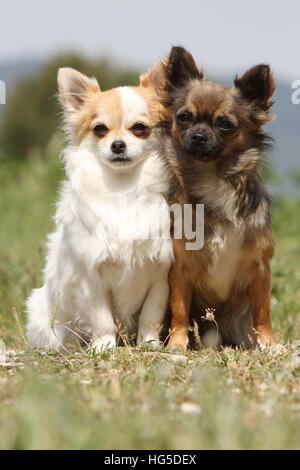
[111,140,126,154]
[191,133,208,146]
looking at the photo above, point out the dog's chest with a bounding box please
[205,227,243,301]
[95,193,172,265]
[100,260,158,321]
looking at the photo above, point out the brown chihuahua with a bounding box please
[157,46,276,350]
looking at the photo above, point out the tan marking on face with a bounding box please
[75,84,164,142]
[187,82,233,119]
[73,76,167,146]
[213,109,239,128]
[133,85,166,126]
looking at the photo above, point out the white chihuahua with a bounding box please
[26,66,173,352]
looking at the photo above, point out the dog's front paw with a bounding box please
[256,330,276,348]
[90,334,116,353]
[137,327,161,349]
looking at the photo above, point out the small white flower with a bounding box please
[180,402,202,415]
[204,308,216,321]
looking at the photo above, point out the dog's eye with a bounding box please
[131,123,149,136]
[217,119,234,132]
[176,112,193,125]
[93,124,108,137]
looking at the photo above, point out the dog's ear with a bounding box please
[166,46,203,91]
[233,64,275,110]
[140,60,167,96]
[58,68,100,112]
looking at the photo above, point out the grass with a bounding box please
[0,153,300,450]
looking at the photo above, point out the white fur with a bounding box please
[26,80,173,352]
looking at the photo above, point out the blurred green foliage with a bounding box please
[289,168,300,187]
[0,54,138,160]
[260,160,282,185]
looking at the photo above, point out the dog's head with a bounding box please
[162,46,275,164]
[58,67,165,171]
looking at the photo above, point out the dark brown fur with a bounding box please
[150,46,276,350]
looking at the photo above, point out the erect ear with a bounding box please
[139,59,168,96]
[58,68,100,112]
[233,64,275,110]
[165,46,203,91]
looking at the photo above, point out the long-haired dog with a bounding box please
[156,46,276,350]
[26,67,173,352]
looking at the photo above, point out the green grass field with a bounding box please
[0,154,299,450]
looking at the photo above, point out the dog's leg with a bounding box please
[137,268,169,348]
[167,262,193,351]
[249,261,276,347]
[87,287,116,352]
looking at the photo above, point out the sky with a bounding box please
[1,0,299,81]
